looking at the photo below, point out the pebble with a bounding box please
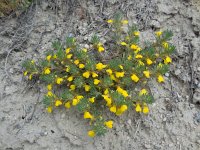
[163,117,167,122]
[197,67,200,72]
[127,119,132,125]
[84,44,89,49]
[175,69,181,75]
[9,68,14,74]
[61,113,66,119]
[150,20,161,28]
[169,143,173,147]
[198,83,200,88]
[144,144,151,149]
[165,73,169,77]
[197,140,200,144]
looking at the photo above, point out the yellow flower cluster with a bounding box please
[23,17,174,138]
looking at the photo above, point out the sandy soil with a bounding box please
[0,0,200,150]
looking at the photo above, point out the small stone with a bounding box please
[195,112,200,123]
[197,67,200,72]
[193,88,200,103]
[61,113,66,119]
[150,20,161,28]
[169,143,173,147]
[127,119,132,125]
[194,79,199,85]
[175,69,181,75]
[163,117,167,122]
[197,140,200,144]
[165,73,169,77]
[84,44,89,49]
[198,83,200,88]
[144,144,151,149]
[9,68,14,74]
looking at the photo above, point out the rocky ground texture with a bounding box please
[0,0,200,150]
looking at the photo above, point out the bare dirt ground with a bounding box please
[0,0,200,150]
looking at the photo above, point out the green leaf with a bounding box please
[43,95,53,106]
[76,98,89,112]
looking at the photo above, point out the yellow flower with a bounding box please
[104,120,113,128]
[31,60,35,64]
[135,54,143,59]
[67,76,73,82]
[23,71,28,76]
[107,19,113,23]
[94,79,100,85]
[47,106,52,113]
[44,68,51,74]
[122,20,128,24]
[130,44,138,50]
[65,101,71,109]
[119,65,123,70]
[77,95,83,100]
[121,42,127,46]
[155,31,162,37]
[104,88,109,95]
[53,54,57,59]
[146,58,153,65]
[110,74,117,81]
[89,97,95,103]
[28,74,32,80]
[98,46,105,52]
[84,84,91,92]
[66,54,73,59]
[135,103,142,112]
[158,75,164,83]
[92,72,98,78]
[120,105,128,112]
[65,66,70,72]
[116,87,129,97]
[158,63,163,68]
[162,42,169,49]
[143,70,150,78]
[82,48,87,52]
[110,105,117,113]
[84,111,93,119]
[55,100,62,107]
[83,71,90,78]
[70,84,76,90]
[56,77,64,84]
[47,84,52,91]
[139,89,148,96]
[96,63,107,70]
[47,91,53,97]
[65,48,71,54]
[116,109,123,116]
[128,55,132,60]
[46,55,52,61]
[133,31,140,36]
[106,69,113,75]
[79,64,85,69]
[88,130,95,137]
[143,104,149,114]
[164,56,172,64]
[102,95,112,106]
[115,72,125,78]
[72,98,80,106]
[131,74,139,82]
[74,59,80,65]
[121,90,129,97]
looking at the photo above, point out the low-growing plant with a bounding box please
[0,0,32,17]
[23,13,175,137]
